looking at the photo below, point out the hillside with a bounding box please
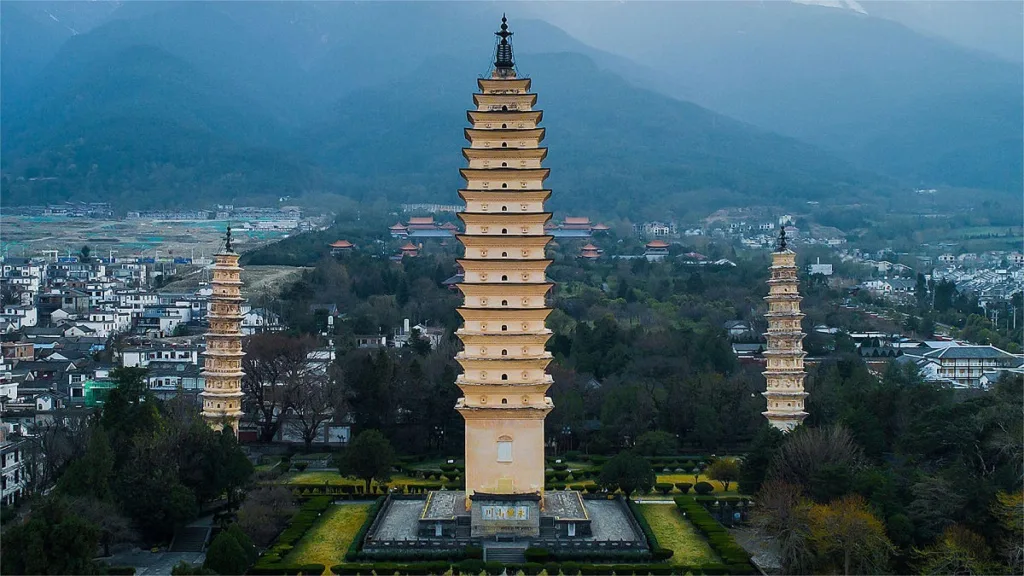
[304,52,884,219]
[525,1,1024,192]
[1,0,1018,214]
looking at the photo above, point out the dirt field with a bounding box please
[0,215,288,261]
[160,265,309,297]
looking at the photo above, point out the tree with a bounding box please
[754,479,814,575]
[768,425,864,493]
[738,425,785,495]
[241,333,315,443]
[237,486,297,547]
[990,491,1023,573]
[913,524,1002,576]
[80,244,92,263]
[706,458,740,492]
[115,435,199,542]
[287,363,344,452]
[808,494,895,575]
[204,528,252,575]
[172,323,190,337]
[342,429,395,492]
[599,451,655,497]
[0,497,101,575]
[633,430,678,456]
[68,496,135,558]
[58,424,114,500]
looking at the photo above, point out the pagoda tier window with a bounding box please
[502,106,508,111]
[501,325,508,331]
[501,374,508,381]
[502,349,508,356]
[502,124,507,128]
[502,183,508,188]
[501,275,508,281]
[501,398,508,404]
[501,300,508,306]
[502,228,508,234]
[502,206,508,212]
[502,142,507,148]
[501,251,508,257]
[501,162,507,167]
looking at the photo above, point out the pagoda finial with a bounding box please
[777,226,787,252]
[225,225,234,253]
[493,14,515,74]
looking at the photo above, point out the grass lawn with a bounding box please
[283,503,371,575]
[283,470,436,487]
[640,504,720,565]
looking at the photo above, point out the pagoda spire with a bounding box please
[777,225,787,252]
[493,14,515,77]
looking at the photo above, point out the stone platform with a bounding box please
[363,491,646,556]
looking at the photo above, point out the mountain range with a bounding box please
[1,1,1020,217]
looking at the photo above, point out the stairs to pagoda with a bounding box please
[169,526,211,553]
[483,545,526,564]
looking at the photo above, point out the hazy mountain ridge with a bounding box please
[0,1,1018,213]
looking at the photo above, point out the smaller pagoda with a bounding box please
[762,228,808,431]
[579,243,602,260]
[200,226,246,434]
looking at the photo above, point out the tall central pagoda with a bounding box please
[455,16,554,501]
[762,228,808,431]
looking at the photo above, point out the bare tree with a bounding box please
[286,363,345,452]
[241,334,315,442]
[237,485,297,547]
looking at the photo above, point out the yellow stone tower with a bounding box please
[762,228,808,431]
[455,16,554,499]
[201,227,245,434]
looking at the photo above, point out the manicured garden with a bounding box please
[283,504,372,575]
[638,505,719,565]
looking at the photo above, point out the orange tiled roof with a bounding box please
[329,240,353,248]
[408,217,434,225]
[646,240,670,248]
[390,223,407,229]
[564,216,591,225]
[400,242,419,250]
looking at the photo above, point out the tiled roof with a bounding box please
[924,345,1016,360]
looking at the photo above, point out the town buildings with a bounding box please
[454,17,554,501]
[762,230,808,431]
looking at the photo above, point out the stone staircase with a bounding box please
[169,526,211,553]
[483,546,526,564]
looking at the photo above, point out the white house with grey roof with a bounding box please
[920,345,1021,388]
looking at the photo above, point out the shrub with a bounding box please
[554,470,571,481]
[524,547,550,563]
[570,484,586,491]
[464,545,483,560]
[674,482,693,494]
[299,564,326,575]
[484,561,504,575]
[543,562,560,575]
[552,462,569,471]
[522,563,543,576]
[561,561,581,575]
[204,531,251,575]
[654,483,673,495]
[583,483,601,493]
[694,481,714,494]
[458,558,485,575]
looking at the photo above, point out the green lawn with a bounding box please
[283,503,371,574]
[640,504,720,565]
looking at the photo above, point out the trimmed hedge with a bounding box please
[343,496,386,561]
[674,482,693,494]
[674,496,755,574]
[329,562,740,574]
[694,481,714,495]
[625,499,659,551]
